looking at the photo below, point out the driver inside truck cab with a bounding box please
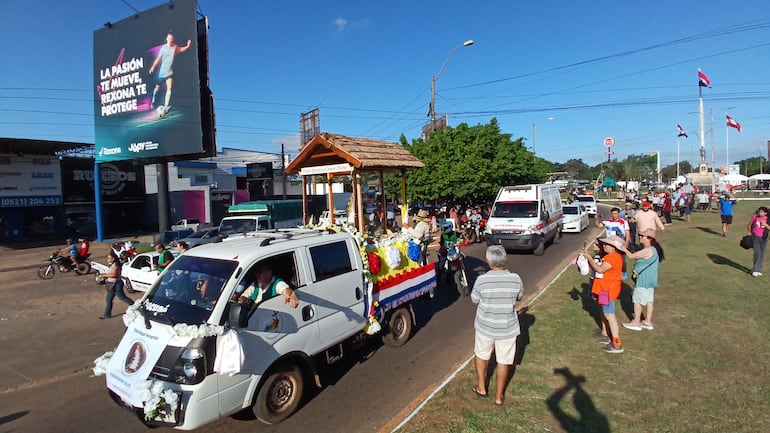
[237,262,299,308]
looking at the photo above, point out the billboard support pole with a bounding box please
[157,163,170,233]
[94,161,104,242]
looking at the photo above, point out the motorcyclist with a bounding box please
[469,208,483,242]
[437,223,460,281]
[78,237,90,260]
[58,239,79,270]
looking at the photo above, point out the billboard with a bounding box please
[93,0,211,162]
[0,154,62,208]
[60,157,146,203]
[247,162,274,180]
[300,109,320,146]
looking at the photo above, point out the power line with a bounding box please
[120,0,140,14]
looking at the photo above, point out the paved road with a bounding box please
[0,227,599,433]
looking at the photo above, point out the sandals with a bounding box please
[471,386,488,398]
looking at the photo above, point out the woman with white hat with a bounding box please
[580,235,627,353]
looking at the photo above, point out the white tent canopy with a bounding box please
[749,173,770,181]
[722,174,748,185]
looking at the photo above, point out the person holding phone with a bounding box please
[580,235,626,354]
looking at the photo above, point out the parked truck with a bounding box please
[170,218,203,232]
[219,200,304,240]
[101,229,436,429]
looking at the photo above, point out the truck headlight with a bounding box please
[174,348,206,385]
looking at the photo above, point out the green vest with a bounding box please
[250,277,285,302]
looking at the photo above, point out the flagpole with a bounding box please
[699,87,706,168]
[676,135,680,178]
[725,117,729,169]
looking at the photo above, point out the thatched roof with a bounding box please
[285,133,424,174]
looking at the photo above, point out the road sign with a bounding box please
[604,137,615,147]
[605,151,614,155]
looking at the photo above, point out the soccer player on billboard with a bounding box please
[148,29,191,118]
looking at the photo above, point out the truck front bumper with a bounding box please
[486,233,541,251]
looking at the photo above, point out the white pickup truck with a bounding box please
[101,229,436,430]
[170,218,202,232]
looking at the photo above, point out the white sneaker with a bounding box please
[622,322,643,331]
[752,272,761,277]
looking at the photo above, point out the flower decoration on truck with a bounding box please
[134,378,180,423]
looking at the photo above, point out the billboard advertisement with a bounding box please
[60,157,146,203]
[0,154,62,208]
[93,0,206,162]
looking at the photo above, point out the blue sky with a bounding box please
[1,0,769,169]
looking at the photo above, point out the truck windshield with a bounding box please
[220,218,256,234]
[492,201,538,218]
[144,255,237,325]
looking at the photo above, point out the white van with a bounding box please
[485,184,563,255]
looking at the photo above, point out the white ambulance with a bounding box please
[485,184,563,255]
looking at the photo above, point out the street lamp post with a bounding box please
[429,39,474,124]
[532,117,555,155]
[650,151,661,185]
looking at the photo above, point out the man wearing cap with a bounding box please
[406,210,432,265]
[634,201,665,243]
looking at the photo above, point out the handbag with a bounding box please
[598,290,610,306]
[631,257,658,283]
[740,235,753,249]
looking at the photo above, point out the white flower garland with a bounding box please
[173,323,225,338]
[134,378,180,423]
[122,304,224,338]
[92,351,114,377]
[123,303,141,327]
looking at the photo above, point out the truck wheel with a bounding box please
[533,238,546,256]
[253,364,304,425]
[383,307,412,347]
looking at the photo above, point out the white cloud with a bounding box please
[271,134,302,153]
[332,17,369,33]
[333,17,348,32]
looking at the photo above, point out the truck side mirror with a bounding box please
[543,211,550,221]
[227,302,250,329]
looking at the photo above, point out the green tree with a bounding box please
[562,159,590,180]
[385,119,546,204]
[661,160,694,180]
[734,156,767,176]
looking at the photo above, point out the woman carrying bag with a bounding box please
[748,206,770,277]
[100,251,134,319]
[622,228,665,331]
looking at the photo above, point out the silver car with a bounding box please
[177,227,221,248]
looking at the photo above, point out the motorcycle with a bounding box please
[112,241,137,264]
[37,252,91,279]
[436,242,470,296]
[478,218,487,241]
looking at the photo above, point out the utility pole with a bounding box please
[281,143,287,200]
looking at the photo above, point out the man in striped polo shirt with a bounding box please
[470,245,524,406]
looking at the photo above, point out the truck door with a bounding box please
[217,251,318,414]
[304,239,366,345]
